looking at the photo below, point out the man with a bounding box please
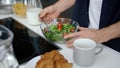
[40,0,120,52]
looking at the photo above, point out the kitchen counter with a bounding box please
[0,14,120,68]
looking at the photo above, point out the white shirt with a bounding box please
[89,0,103,29]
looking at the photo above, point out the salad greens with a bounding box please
[43,22,76,43]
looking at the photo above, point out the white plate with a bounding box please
[24,51,74,68]
[24,56,41,68]
[24,55,80,68]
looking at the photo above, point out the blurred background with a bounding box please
[0,0,73,18]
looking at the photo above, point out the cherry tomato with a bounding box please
[57,22,63,27]
[70,28,75,32]
[58,27,62,31]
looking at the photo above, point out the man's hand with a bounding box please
[39,5,61,22]
[64,27,108,47]
[39,0,75,22]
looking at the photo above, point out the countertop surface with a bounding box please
[0,14,120,68]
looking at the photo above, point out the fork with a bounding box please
[42,20,53,33]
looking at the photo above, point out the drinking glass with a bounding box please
[0,25,19,68]
[26,0,43,25]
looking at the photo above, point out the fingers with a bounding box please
[65,36,79,48]
[66,42,73,48]
[40,17,52,24]
[79,27,87,30]
[39,4,62,23]
[39,9,49,21]
[39,9,58,22]
[39,6,52,21]
[64,27,88,39]
[39,10,47,19]
[64,32,79,39]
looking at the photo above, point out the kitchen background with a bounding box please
[0,0,73,18]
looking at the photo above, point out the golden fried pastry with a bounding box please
[55,62,72,68]
[54,52,68,63]
[41,50,59,60]
[36,59,54,68]
[36,50,72,68]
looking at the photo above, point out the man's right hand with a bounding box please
[39,5,61,22]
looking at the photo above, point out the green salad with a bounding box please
[43,22,76,43]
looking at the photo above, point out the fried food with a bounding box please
[36,50,72,68]
[54,52,68,63]
[55,62,72,68]
[36,59,54,68]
